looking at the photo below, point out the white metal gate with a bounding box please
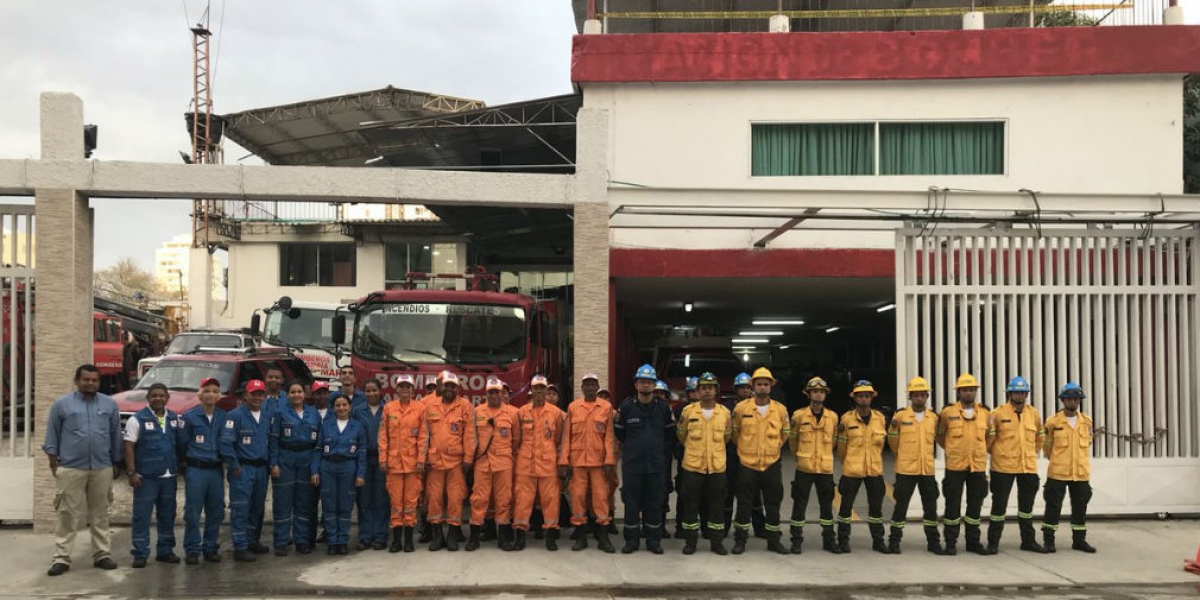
[895,227,1200,515]
[0,205,34,520]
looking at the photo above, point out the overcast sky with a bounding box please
[0,0,576,269]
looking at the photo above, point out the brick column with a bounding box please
[33,92,94,532]
[572,108,611,391]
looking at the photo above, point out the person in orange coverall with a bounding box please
[423,372,475,552]
[378,374,426,554]
[468,378,520,551]
[565,373,616,553]
[512,375,567,551]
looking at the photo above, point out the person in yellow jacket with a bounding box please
[1041,382,1097,554]
[675,372,732,555]
[730,367,790,555]
[936,373,990,556]
[886,377,944,555]
[834,380,889,554]
[786,376,839,555]
[984,376,1047,555]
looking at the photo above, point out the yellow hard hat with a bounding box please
[955,373,980,389]
[907,377,931,393]
[751,367,776,384]
[804,376,830,392]
[850,380,877,397]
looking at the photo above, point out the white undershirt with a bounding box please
[369,404,381,416]
[702,408,714,420]
[318,408,328,420]
[337,418,349,433]
[963,407,975,419]
[123,415,174,478]
[250,410,261,424]
[756,405,769,417]
[913,411,926,423]
[1067,415,1078,428]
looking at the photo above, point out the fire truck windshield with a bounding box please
[353,303,526,365]
[265,307,340,350]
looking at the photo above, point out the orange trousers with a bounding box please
[385,472,423,528]
[513,475,559,531]
[426,467,466,526]
[469,469,513,526]
[569,466,612,526]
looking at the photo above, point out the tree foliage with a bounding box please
[1034,11,1100,27]
[1186,76,1200,194]
[94,257,158,298]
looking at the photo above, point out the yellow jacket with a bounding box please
[836,409,887,478]
[731,398,790,472]
[789,406,838,475]
[887,407,938,476]
[936,403,990,472]
[987,403,1044,474]
[1043,411,1093,481]
[676,403,732,474]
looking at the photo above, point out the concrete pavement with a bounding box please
[2,520,1198,599]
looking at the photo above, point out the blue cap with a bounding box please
[654,379,669,392]
[1058,382,1085,399]
[734,372,751,387]
[634,364,657,381]
[686,376,699,391]
[1006,376,1031,393]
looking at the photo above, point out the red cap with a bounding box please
[311,381,330,393]
[198,377,221,389]
[245,380,266,394]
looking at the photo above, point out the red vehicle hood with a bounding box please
[115,389,202,415]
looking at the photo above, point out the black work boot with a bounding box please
[621,534,639,554]
[418,521,432,544]
[1019,519,1047,553]
[767,533,789,555]
[710,534,729,555]
[1072,529,1096,553]
[595,526,616,553]
[821,525,841,554]
[466,525,482,552]
[789,529,804,555]
[732,531,748,555]
[837,522,852,554]
[513,529,527,551]
[964,524,985,555]
[869,522,891,554]
[943,523,960,556]
[498,525,514,551]
[924,524,946,555]
[1042,528,1057,553]
[984,519,1003,555]
[682,531,698,555]
[572,527,589,551]
[445,525,460,552]
[887,525,903,554]
[646,534,664,555]
[389,526,403,553]
[403,526,415,553]
[429,524,446,551]
[546,528,559,551]
[481,518,498,542]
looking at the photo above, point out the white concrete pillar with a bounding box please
[189,246,213,328]
[33,92,93,532]
[769,14,791,32]
[573,108,611,392]
[583,19,603,34]
[1165,5,1185,25]
[963,11,985,30]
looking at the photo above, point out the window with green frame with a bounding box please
[751,123,875,176]
[880,121,1005,175]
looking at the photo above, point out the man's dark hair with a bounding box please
[264,365,284,375]
[146,382,169,395]
[74,364,101,381]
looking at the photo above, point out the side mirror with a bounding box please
[286,307,302,319]
[250,313,261,336]
[277,296,293,311]
[331,314,347,345]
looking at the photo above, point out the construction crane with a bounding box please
[186,5,224,249]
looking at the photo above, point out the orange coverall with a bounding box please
[513,401,566,531]
[470,403,520,526]
[424,395,476,526]
[378,397,428,527]
[565,397,616,526]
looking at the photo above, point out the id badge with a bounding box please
[283,427,292,437]
[241,436,252,446]
[195,434,205,443]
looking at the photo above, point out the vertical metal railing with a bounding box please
[0,205,35,459]
[897,227,1198,460]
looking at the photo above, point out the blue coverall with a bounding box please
[179,406,227,556]
[314,418,367,546]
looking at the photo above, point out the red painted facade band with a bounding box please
[572,26,1200,83]
[610,248,894,278]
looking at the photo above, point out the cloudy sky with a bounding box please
[1,0,577,269]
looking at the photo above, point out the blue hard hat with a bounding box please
[655,379,669,392]
[1006,376,1031,393]
[634,364,657,381]
[686,376,699,391]
[1058,382,1085,399]
[734,372,751,387]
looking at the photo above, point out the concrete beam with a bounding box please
[0,159,574,207]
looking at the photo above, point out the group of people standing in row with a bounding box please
[40,361,1097,577]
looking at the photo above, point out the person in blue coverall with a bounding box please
[220,379,273,562]
[352,379,389,550]
[313,395,367,555]
[178,377,226,564]
[269,380,322,556]
[123,382,183,568]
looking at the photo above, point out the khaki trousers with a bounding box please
[53,467,114,565]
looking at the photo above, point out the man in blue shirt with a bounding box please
[42,364,123,576]
[329,365,366,409]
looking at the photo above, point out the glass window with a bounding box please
[751,123,875,176]
[279,243,356,287]
[353,303,527,365]
[880,122,1004,175]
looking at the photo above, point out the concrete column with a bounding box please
[1165,5,1185,25]
[188,246,213,328]
[573,108,611,391]
[33,92,93,532]
[583,19,603,34]
[963,11,985,30]
[769,14,791,32]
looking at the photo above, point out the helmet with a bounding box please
[734,372,752,387]
[634,364,657,381]
[850,380,877,397]
[1058,382,1086,399]
[654,380,669,393]
[698,372,719,386]
[486,377,504,392]
[907,377,931,394]
[805,376,830,392]
[751,367,776,385]
[955,373,980,389]
[1006,376,1031,393]
[686,376,699,392]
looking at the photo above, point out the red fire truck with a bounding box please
[332,270,569,407]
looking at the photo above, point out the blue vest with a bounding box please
[351,403,385,454]
[270,404,322,465]
[132,407,181,478]
[219,406,272,467]
[315,418,367,479]
[181,406,227,464]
